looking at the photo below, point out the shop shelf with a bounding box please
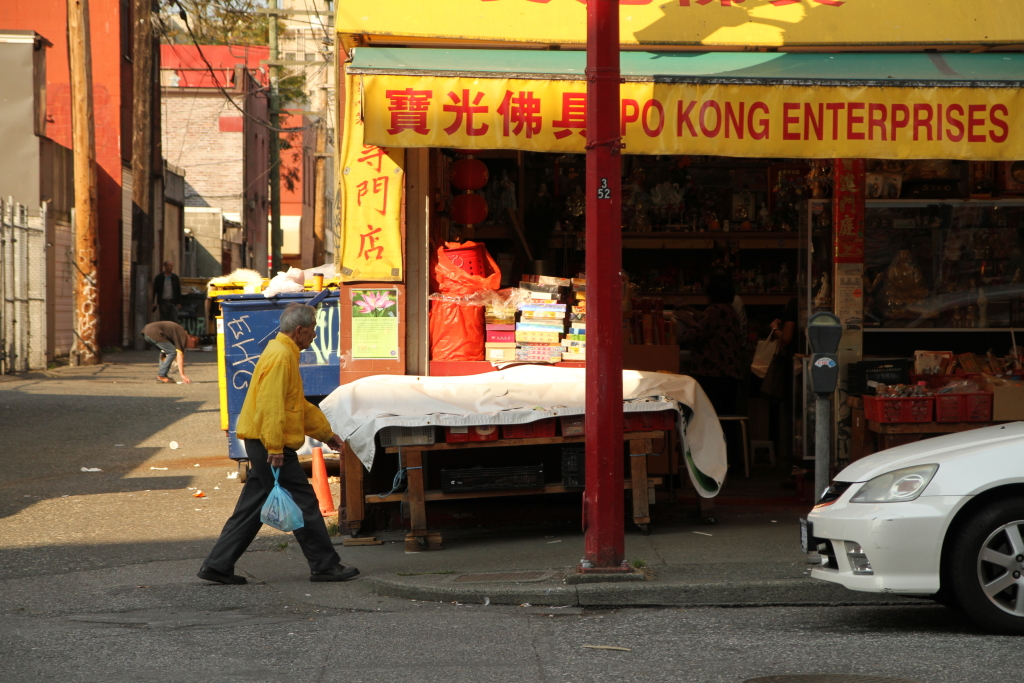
[934,392,993,423]
[440,465,545,493]
[501,419,557,439]
[863,396,935,424]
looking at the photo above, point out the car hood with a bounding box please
[836,421,1024,483]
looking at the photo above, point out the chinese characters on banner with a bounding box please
[361,75,1024,161]
[833,158,865,264]
[339,73,405,282]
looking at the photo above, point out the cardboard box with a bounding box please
[485,343,516,362]
[983,380,1024,421]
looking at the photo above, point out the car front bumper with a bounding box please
[807,495,968,595]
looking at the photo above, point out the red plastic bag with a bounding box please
[429,242,501,361]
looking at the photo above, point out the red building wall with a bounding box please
[2,0,131,346]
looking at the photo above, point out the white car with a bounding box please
[805,421,1024,634]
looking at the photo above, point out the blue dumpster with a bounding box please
[219,291,342,461]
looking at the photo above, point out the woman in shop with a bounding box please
[674,272,747,462]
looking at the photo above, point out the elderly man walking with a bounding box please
[198,303,359,584]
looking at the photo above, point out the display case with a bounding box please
[862,199,1024,330]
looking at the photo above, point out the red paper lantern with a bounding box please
[452,158,489,191]
[450,193,488,225]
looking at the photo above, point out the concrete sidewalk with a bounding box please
[0,349,916,613]
[233,512,918,609]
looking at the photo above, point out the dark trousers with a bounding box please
[202,439,340,574]
[693,374,742,467]
[158,300,179,323]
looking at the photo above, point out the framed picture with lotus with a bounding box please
[351,289,400,360]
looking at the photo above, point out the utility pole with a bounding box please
[268,0,282,274]
[67,0,101,366]
[131,0,154,349]
[582,0,625,571]
[312,99,328,265]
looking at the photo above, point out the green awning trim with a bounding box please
[348,47,1024,88]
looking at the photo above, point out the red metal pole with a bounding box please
[583,0,624,569]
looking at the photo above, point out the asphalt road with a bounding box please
[3,351,1024,683]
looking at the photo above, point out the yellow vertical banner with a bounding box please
[339,72,405,282]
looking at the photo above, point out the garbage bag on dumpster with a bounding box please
[429,241,501,361]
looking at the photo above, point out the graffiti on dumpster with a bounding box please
[306,305,338,366]
[226,315,258,390]
[227,306,339,391]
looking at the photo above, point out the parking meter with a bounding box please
[807,312,841,395]
[806,311,842,505]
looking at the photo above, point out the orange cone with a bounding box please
[311,447,337,516]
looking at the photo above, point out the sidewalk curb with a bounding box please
[364,574,922,608]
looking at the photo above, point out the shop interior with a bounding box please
[391,149,1024,521]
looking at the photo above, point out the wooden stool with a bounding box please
[717,415,750,478]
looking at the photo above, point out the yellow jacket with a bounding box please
[236,333,334,453]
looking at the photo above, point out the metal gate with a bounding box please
[0,198,47,373]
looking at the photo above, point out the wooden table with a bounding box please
[343,431,665,551]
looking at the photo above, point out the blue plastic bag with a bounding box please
[260,467,305,532]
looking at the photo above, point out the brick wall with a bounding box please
[162,91,246,217]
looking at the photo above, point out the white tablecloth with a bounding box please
[319,365,726,497]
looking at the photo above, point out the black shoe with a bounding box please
[310,564,360,582]
[197,566,248,585]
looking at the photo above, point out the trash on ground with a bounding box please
[149,467,168,470]
[114,444,125,447]
[547,540,562,543]
[582,645,632,652]
[169,441,179,450]
[519,603,532,607]
[80,467,102,472]
[193,490,206,498]
[692,531,713,537]
[483,597,490,606]
[227,472,239,479]
[214,486,220,490]
[193,464,200,467]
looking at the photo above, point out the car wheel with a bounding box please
[949,498,1024,634]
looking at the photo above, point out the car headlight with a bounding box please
[849,464,938,503]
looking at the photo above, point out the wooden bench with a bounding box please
[343,431,666,550]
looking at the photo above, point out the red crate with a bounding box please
[623,410,676,431]
[445,425,500,443]
[934,392,993,422]
[559,414,586,436]
[502,418,557,439]
[863,396,934,424]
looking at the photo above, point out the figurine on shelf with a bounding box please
[779,263,790,291]
[806,160,833,199]
[813,273,832,308]
[881,249,929,318]
[758,204,770,231]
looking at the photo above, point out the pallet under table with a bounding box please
[343,431,665,550]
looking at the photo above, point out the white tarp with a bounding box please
[319,365,726,498]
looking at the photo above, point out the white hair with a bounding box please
[280,303,316,332]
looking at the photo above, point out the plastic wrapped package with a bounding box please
[429,242,501,361]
